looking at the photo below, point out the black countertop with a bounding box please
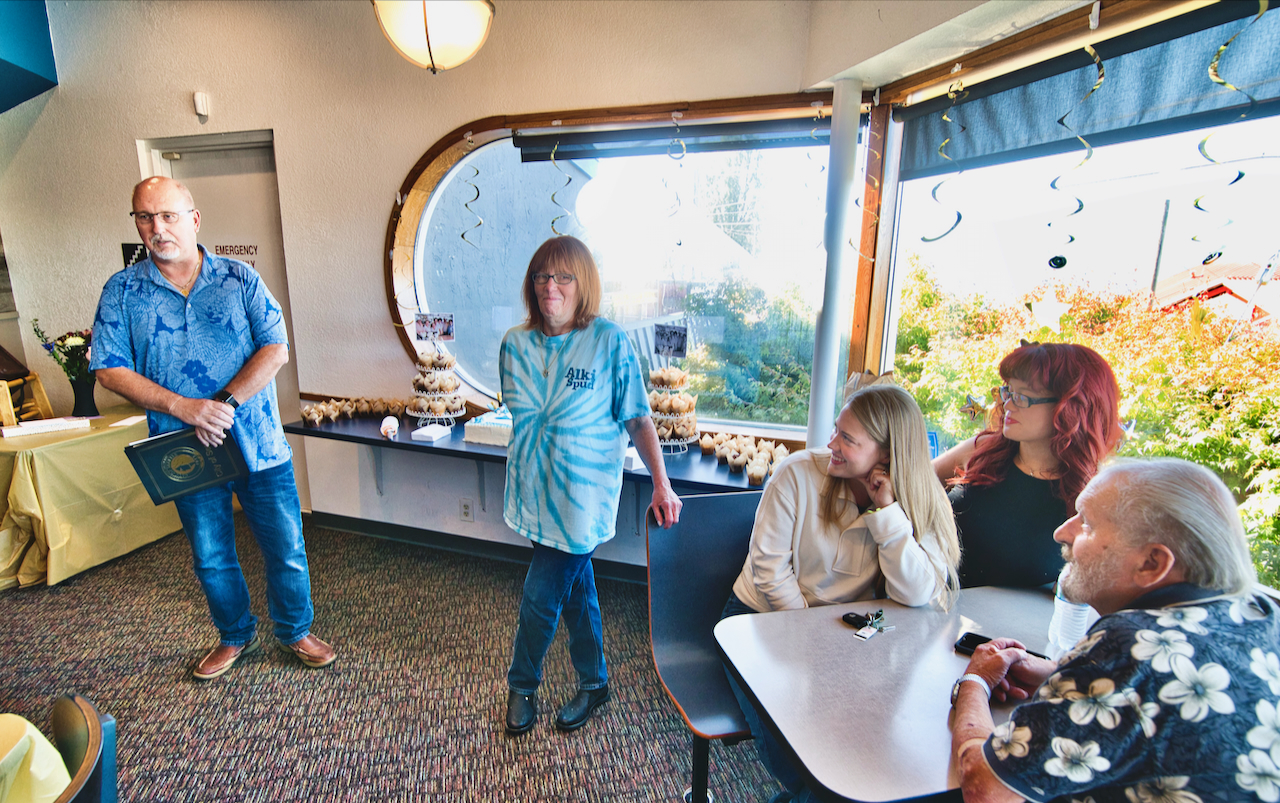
[284,417,759,494]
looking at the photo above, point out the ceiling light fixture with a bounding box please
[371,0,495,74]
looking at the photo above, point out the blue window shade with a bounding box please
[898,3,1280,181]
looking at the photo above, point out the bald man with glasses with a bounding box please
[91,177,335,680]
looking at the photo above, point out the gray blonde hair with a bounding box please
[822,384,962,608]
[1093,458,1255,595]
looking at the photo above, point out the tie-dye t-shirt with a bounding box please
[89,246,292,472]
[499,318,651,554]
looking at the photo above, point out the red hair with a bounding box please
[953,343,1121,510]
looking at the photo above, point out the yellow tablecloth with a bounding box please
[0,406,182,590]
[0,714,70,803]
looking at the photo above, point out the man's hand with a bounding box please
[650,482,683,528]
[172,396,236,447]
[967,638,1056,703]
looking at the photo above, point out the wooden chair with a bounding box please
[0,372,54,427]
[49,694,117,803]
[646,490,763,803]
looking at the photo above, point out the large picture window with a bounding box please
[408,124,840,429]
[882,4,1280,584]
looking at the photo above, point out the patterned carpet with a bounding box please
[0,517,778,802]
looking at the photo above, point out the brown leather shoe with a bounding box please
[193,635,261,681]
[286,634,336,668]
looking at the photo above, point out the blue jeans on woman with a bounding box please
[507,541,607,696]
[172,460,313,646]
[721,592,805,799]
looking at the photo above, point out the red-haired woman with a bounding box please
[933,343,1121,588]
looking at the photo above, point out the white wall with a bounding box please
[0,0,983,413]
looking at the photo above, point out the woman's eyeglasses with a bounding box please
[998,386,1058,409]
[532,273,575,285]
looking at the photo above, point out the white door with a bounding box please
[141,132,310,510]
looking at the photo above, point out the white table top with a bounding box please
[715,586,1055,803]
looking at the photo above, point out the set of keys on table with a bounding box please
[842,608,894,641]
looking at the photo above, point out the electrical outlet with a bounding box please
[460,498,474,522]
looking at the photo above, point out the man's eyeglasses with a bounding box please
[532,272,575,286]
[998,385,1058,409]
[130,210,194,225]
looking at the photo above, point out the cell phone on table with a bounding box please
[954,631,1048,660]
[954,631,991,655]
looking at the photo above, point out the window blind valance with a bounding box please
[512,116,851,163]
[898,1,1280,181]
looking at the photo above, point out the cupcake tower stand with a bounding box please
[648,367,699,455]
[408,349,467,427]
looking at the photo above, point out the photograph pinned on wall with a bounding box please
[654,323,688,358]
[415,312,455,342]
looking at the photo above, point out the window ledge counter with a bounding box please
[285,416,758,580]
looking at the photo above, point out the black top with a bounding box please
[950,468,1071,588]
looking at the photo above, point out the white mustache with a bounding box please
[150,236,177,248]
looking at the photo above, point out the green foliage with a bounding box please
[683,276,815,426]
[894,259,1280,587]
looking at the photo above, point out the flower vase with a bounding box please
[70,374,99,418]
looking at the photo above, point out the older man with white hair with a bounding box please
[950,457,1280,803]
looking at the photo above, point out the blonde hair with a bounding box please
[522,236,601,332]
[821,384,961,608]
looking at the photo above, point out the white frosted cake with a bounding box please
[464,407,513,447]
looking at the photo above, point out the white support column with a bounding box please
[806,77,863,448]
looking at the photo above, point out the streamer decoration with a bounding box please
[808,103,827,179]
[1224,246,1278,344]
[809,103,827,250]
[921,81,968,243]
[668,112,685,246]
[460,134,483,249]
[849,113,884,263]
[391,288,420,327]
[549,141,574,236]
[1045,44,1106,263]
[1193,2,1267,245]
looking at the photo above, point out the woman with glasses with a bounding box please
[934,342,1121,588]
[722,381,961,802]
[499,236,682,736]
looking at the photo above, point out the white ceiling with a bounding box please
[813,0,1095,89]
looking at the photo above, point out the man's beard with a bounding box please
[150,237,180,260]
[1059,545,1124,606]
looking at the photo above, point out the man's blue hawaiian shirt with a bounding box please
[90,246,291,472]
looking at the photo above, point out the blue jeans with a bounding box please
[721,592,805,798]
[507,541,607,695]
[172,461,313,646]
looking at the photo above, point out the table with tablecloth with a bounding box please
[0,406,182,590]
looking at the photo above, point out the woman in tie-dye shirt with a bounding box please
[499,236,682,736]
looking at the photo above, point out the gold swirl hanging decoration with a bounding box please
[549,141,574,236]
[921,81,968,243]
[809,103,827,250]
[460,134,483,249]
[1224,246,1278,344]
[1193,1,1267,245]
[667,112,685,246]
[1045,44,1106,265]
[849,109,883,263]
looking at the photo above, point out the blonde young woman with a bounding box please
[722,383,960,802]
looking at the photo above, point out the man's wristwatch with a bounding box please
[951,673,992,706]
[213,389,239,409]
